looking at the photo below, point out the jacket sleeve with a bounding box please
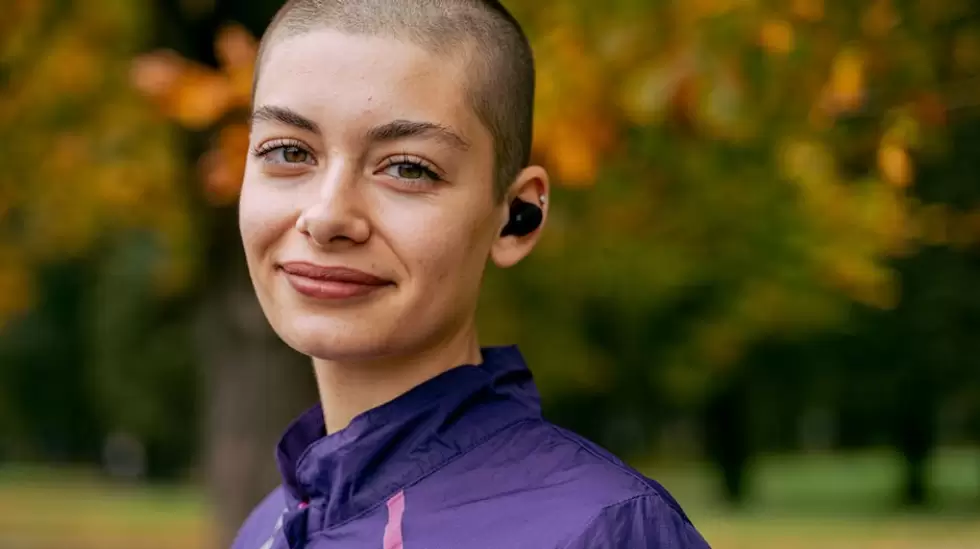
[562,494,711,549]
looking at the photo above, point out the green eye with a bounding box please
[396,164,426,179]
[281,146,309,163]
[383,158,441,183]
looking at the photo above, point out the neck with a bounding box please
[311,320,482,434]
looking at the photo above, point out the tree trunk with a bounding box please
[896,369,936,507]
[703,373,752,505]
[196,229,317,548]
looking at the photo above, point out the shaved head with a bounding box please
[254,0,536,199]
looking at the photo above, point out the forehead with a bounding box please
[255,29,484,140]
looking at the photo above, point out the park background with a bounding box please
[2,0,980,547]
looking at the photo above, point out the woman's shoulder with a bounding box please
[406,417,709,548]
[230,485,287,549]
[422,417,684,513]
[515,419,689,511]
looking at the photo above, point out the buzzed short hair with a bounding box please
[254,0,535,200]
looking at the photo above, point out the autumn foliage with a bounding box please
[0,0,195,327]
[132,25,257,206]
[5,0,980,381]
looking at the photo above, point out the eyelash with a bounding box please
[381,154,442,183]
[250,139,312,161]
[249,141,442,184]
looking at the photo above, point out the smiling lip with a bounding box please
[279,262,393,300]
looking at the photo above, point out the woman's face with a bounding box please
[240,29,541,362]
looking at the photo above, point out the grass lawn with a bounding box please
[648,447,980,549]
[1,448,978,549]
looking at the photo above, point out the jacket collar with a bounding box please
[274,345,542,527]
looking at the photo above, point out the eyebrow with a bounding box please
[249,106,471,151]
[250,105,321,134]
[366,119,471,151]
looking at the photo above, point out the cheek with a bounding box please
[238,174,296,258]
[382,201,492,287]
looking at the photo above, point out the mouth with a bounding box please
[277,262,394,300]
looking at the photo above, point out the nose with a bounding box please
[295,158,371,249]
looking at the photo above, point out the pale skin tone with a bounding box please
[240,29,549,434]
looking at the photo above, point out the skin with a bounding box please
[240,29,549,434]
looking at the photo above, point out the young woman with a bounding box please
[232,1,710,547]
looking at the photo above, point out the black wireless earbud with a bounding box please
[500,198,543,237]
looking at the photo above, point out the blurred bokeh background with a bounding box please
[2,0,980,547]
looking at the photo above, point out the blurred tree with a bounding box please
[497,0,978,506]
[491,0,980,504]
[0,0,202,469]
[0,0,198,323]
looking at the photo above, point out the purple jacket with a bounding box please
[231,346,710,549]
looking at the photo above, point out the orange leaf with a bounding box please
[823,48,866,114]
[215,24,257,71]
[131,51,186,98]
[201,123,250,205]
[791,0,824,21]
[167,68,233,129]
[877,144,912,188]
[759,19,795,55]
[548,125,600,186]
[216,24,257,106]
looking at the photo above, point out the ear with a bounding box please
[491,164,550,269]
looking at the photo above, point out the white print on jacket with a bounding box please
[257,509,286,549]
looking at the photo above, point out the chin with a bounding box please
[275,312,402,362]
